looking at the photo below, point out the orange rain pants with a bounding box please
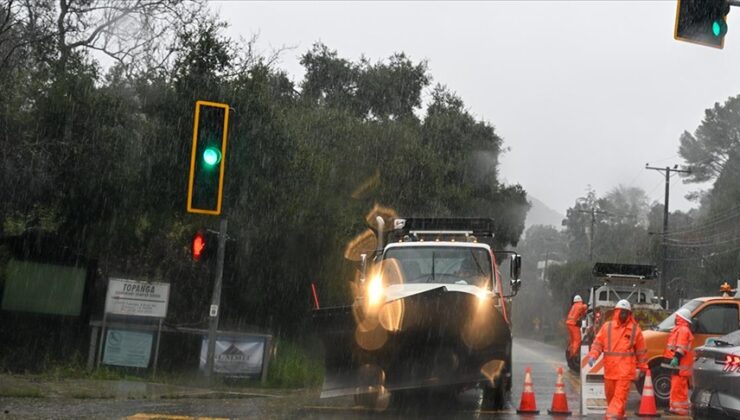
[604,379,632,419]
[669,375,690,415]
[567,324,581,357]
[663,317,693,415]
[566,301,587,357]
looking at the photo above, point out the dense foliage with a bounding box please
[0,1,529,346]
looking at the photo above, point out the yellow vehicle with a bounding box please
[639,284,740,405]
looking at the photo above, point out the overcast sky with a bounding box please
[213,1,740,214]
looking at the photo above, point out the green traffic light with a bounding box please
[202,146,222,167]
[713,20,727,38]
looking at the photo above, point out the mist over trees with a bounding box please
[0,0,530,369]
[523,95,740,323]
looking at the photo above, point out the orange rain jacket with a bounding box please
[587,309,648,380]
[663,316,694,377]
[566,301,588,326]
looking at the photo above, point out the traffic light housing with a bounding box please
[187,100,230,215]
[675,0,731,49]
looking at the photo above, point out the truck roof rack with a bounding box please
[392,218,495,238]
[592,263,657,280]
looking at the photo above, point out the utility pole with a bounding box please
[646,164,691,306]
[578,207,609,261]
[205,218,228,382]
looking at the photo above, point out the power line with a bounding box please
[662,207,740,237]
[665,244,740,262]
[666,235,740,248]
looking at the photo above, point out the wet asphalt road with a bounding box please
[297,336,583,419]
[0,337,672,419]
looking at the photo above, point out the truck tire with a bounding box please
[481,376,506,410]
[565,348,581,373]
[635,360,670,407]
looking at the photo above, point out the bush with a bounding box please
[266,339,323,388]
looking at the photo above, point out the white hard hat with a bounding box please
[615,299,631,311]
[573,295,583,303]
[676,308,692,323]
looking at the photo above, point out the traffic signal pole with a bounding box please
[205,218,228,382]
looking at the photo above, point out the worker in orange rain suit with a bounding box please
[663,307,694,416]
[566,295,588,358]
[587,299,648,420]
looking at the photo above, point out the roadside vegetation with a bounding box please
[0,0,529,380]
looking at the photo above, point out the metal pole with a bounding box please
[87,325,99,371]
[205,218,228,382]
[96,312,108,368]
[152,318,163,378]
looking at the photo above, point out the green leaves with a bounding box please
[1,12,530,335]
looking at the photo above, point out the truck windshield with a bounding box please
[655,299,702,332]
[382,246,492,288]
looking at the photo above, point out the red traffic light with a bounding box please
[192,231,206,262]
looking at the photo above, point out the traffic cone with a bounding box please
[636,369,661,417]
[547,366,572,416]
[516,367,540,414]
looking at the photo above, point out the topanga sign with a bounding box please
[105,278,170,318]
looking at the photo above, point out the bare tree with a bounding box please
[2,0,206,75]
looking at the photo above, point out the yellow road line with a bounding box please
[126,414,228,420]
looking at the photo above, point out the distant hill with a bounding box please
[526,196,565,229]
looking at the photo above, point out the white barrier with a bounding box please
[580,345,607,415]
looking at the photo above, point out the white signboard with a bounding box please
[105,278,170,318]
[199,337,265,377]
[580,345,607,415]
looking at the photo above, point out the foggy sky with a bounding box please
[214,1,740,214]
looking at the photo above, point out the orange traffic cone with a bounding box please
[516,367,540,414]
[547,366,572,416]
[636,369,661,417]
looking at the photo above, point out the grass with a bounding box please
[0,387,45,398]
[8,338,324,394]
[266,339,323,389]
[68,391,115,399]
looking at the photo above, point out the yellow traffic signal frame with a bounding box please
[674,0,727,49]
[187,100,230,215]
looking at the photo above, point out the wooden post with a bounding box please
[260,335,273,384]
[152,318,163,378]
[87,325,99,371]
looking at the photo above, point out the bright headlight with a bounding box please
[367,275,384,306]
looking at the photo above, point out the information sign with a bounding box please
[105,278,170,318]
[103,329,153,368]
